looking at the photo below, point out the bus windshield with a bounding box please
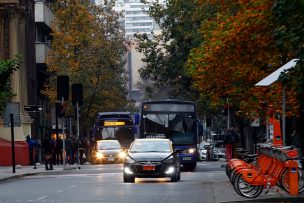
[94,126,133,148]
[143,112,196,145]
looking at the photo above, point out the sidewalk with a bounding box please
[0,163,78,182]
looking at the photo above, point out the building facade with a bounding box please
[0,0,54,166]
[0,0,36,165]
[111,0,165,106]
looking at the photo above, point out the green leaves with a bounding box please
[0,55,22,114]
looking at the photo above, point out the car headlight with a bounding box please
[182,148,196,154]
[96,151,103,159]
[165,166,175,174]
[124,167,134,174]
[119,151,126,159]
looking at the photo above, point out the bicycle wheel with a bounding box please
[230,169,241,183]
[226,163,231,177]
[280,167,304,193]
[233,174,263,198]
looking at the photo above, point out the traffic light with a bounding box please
[72,83,83,106]
[56,103,65,118]
[57,75,69,101]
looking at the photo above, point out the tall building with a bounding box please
[110,0,165,106]
[35,0,54,151]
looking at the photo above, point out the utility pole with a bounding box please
[227,97,230,130]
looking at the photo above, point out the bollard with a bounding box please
[285,160,299,195]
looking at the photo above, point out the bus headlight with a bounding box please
[119,151,126,159]
[183,148,196,154]
[96,151,103,159]
[188,148,196,154]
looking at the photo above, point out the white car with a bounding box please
[213,148,226,159]
[198,142,226,161]
[198,142,217,161]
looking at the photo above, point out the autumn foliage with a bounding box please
[186,0,299,119]
[44,0,128,130]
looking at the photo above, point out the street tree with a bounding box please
[186,0,286,122]
[44,0,128,132]
[136,0,218,100]
[272,0,304,146]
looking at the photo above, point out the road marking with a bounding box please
[56,189,64,193]
[70,185,77,188]
[37,196,47,200]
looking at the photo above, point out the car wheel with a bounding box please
[171,168,179,182]
[177,170,181,181]
[123,173,135,183]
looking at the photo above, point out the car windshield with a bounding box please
[129,140,172,153]
[97,141,121,150]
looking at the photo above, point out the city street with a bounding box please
[0,161,294,203]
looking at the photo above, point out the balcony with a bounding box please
[35,42,50,64]
[35,1,54,31]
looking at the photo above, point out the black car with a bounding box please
[123,138,181,183]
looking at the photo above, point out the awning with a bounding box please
[255,59,299,86]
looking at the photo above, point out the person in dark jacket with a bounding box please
[224,127,240,161]
[54,138,63,165]
[26,135,35,165]
[65,135,74,165]
[43,134,54,170]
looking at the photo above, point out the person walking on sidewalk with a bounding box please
[26,135,35,165]
[54,137,63,165]
[43,134,55,170]
[224,127,240,161]
[65,135,74,165]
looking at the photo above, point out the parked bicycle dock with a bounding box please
[226,143,304,198]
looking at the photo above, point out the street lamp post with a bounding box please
[255,59,299,146]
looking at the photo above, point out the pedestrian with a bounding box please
[26,135,36,165]
[72,136,79,164]
[43,134,55,170]
[65,135,74,165]
[79,137,87,165]
[224,127,240,161]
[54,137,63,165]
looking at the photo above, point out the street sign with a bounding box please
[24,105,44,112]
[3,102,20,127]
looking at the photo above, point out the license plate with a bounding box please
[108,157,115,161]
[183,157,192,160]
[143,165,155,171]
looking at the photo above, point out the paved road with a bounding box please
[0,162,300,203]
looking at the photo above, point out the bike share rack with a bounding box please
[225,117,303,198]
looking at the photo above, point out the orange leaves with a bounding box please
[186,0,284,118]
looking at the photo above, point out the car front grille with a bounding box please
[132,161,164,174]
